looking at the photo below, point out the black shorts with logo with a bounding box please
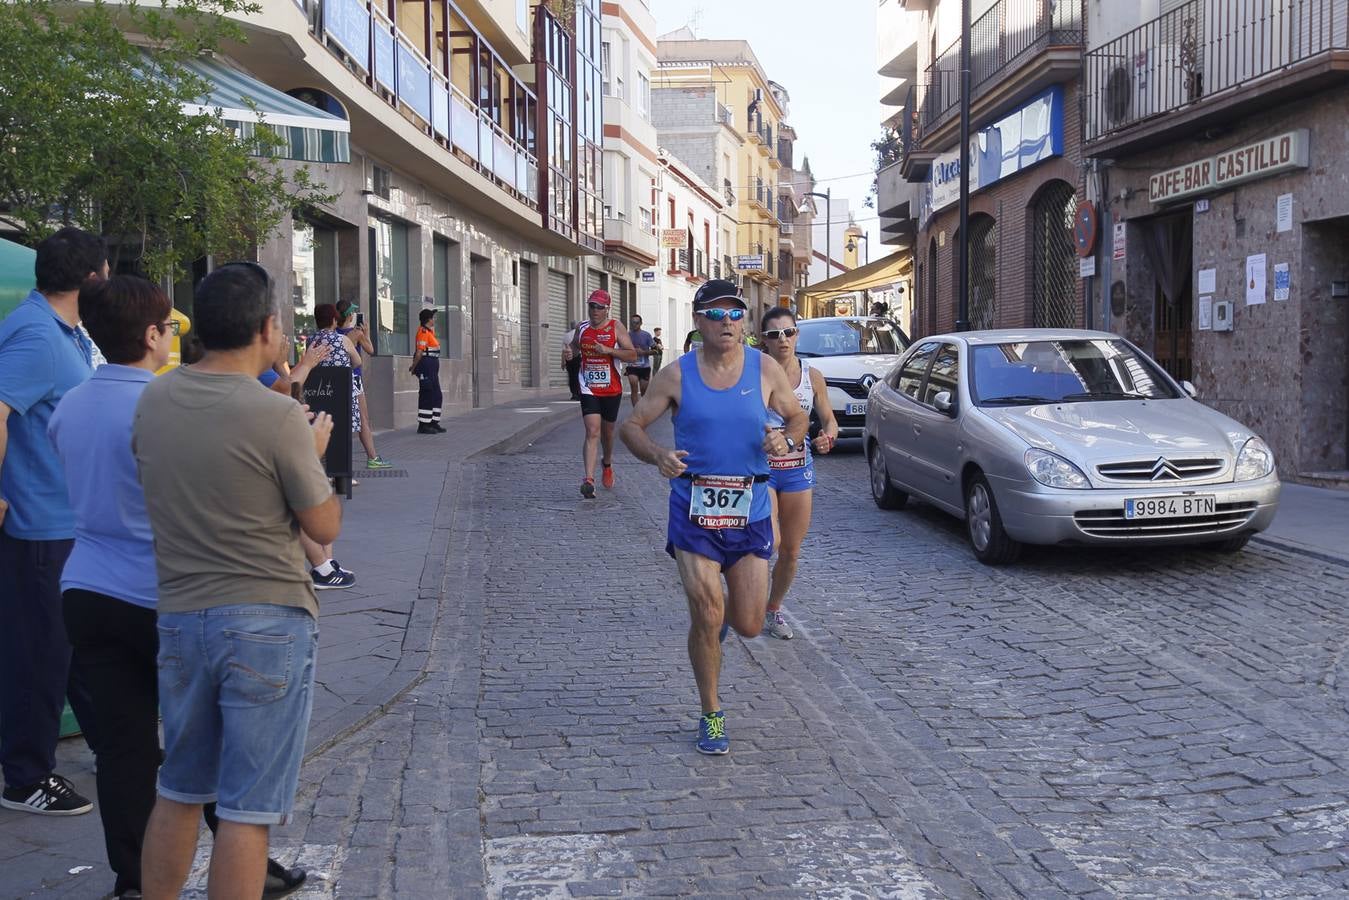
[580,393,622,422]
[625,366,652,381]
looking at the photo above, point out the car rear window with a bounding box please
[796,319,907,357]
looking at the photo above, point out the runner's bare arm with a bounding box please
[761,355,809,451]
[808,366,840,454]
[342,334,362,369]
[619,365,687,478]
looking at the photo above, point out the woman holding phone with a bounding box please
[336,300,391,469]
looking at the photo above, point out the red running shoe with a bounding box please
[601,464,615,489]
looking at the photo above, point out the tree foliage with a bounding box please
[0,0,334,280]
[865,127,903,209]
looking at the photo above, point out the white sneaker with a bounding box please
[764,609,794,640]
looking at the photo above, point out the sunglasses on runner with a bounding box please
[588,302,608,310]
[762,327,799,340]
[695,308,746,322]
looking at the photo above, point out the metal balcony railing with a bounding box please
[311,0,539,208]
[918,0,1083,144]
[695,249,707,278]
[1084,0,1349,142]
[676,248,691,273]
[723,177,735,206]
[717,103,734,127]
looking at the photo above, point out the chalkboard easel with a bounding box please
[301,365,354,498]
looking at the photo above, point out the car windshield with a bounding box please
[795,319,906,357]
[971,339,1180,406]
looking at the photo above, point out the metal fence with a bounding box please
[1085,0,1349,142]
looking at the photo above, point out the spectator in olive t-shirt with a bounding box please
[133,263,341,900]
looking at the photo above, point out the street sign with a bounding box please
[735,254,765,271]
[1074,200,1098,258]
[659,228,688,249]
[640,270,656,283]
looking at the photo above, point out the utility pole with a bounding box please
[955,0,971,332]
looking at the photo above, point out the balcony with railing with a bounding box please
[723,177,736,206]
[306,0,540,208]
[1084,0,1349,156]
[717,103,735,128]
[746,110,764,144]
[901,0,1083,179]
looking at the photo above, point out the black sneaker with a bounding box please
[331,559,355,577]
[431,422,447,433]
[1,774,93,816]
[311,568,356,590]
[417,423,437,434]
[263,859,307,899]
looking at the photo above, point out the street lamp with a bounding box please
[845,233,869,265]
[803,188,832,281]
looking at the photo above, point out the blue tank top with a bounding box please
[671,349,770,523]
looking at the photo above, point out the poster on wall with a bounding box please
[1112,222,1126,261]
[1277,194,1294,233]
[1198,295,1213,330]
[1246,254,1267,305]
[1079,256,1096,278]
[1273,262,1291,301]
[1197,267,1216,295]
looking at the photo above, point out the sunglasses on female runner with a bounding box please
[694,308,746,322]
[762,326,799,340]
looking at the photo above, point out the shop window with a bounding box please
[1032,180,1078,328]
[369,216,412,355]
[966,215,997,330]
[434,236,463,359]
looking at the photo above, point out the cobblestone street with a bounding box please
[268,416,1349,898]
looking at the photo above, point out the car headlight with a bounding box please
[1234,437,1275,481]
[1024,449,1091,489]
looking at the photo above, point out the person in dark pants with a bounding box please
[50,275,306,899]
[0,227,106,819]
[410,308,444,433]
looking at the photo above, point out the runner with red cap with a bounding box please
[567,289,638,498]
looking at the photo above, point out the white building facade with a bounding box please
[598,0,660,323]
[638,153,723,352]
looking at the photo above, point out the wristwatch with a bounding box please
[784,436,796,452]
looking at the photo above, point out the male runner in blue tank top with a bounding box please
[620,280,808,755]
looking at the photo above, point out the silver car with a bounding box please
[864,329,1281,564]
[794,316,910,439]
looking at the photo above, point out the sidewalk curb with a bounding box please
[301,400,574,762]
[1252,534,1349,569]
[467,402,576,460]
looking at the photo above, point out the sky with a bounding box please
[651,0,886,261]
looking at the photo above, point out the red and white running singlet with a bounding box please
[577,320,623,397]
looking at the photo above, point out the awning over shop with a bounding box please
[0,237,36,321]
[176,55,351,164]
[801,251,912,306]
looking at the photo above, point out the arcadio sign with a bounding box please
[1149,130,1309,204]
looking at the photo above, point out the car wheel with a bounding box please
[964,473,1021,565]
[868,441,907,510]
[1203,534,1251,553]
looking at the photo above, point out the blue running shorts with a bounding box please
[666,493,774,572]
[768,462,815,494]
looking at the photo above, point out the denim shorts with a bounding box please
[768,462,815,494]
[156,604,318,826]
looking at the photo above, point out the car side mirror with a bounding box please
[933,391,955,415]
[1180,380,1198,398]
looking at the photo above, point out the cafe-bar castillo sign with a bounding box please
[1149,130,1309,204]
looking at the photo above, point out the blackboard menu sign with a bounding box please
[302,365,353,496]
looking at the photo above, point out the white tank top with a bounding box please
[766,357,813,425]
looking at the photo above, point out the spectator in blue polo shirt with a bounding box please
[0,227,107,818]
